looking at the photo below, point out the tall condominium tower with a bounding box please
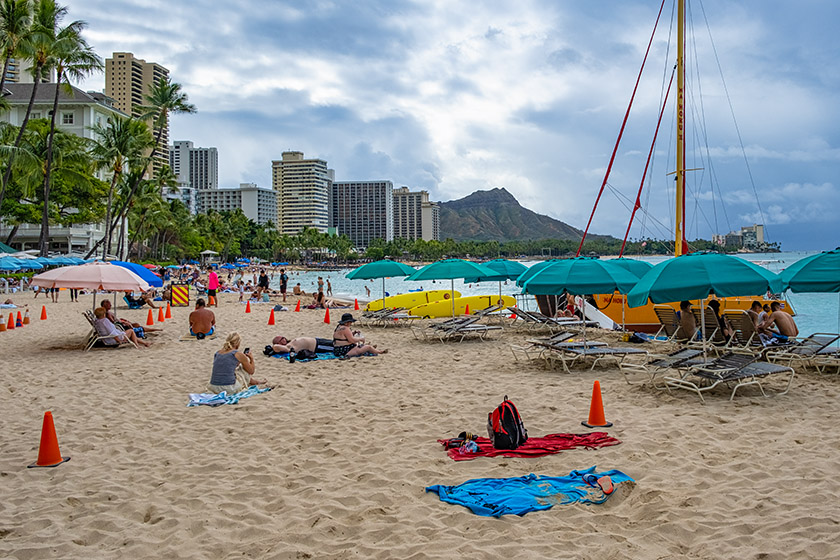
[272,151,332,235]
[392,187,440,241]
[169,140,218,190]
[105,52,170,175]
[331,181,394,248]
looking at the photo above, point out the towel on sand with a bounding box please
[426,467,634,517]
[187,385,271,407]
[437,432,621,461]
[271,352,338,362]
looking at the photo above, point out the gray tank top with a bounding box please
[210,351,240,386]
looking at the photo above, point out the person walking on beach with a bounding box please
[208,269,219,307]
[326,278,332,296]
[279,269,289,302]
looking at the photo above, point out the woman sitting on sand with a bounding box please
[332,313,388,359]
[208,332,267,394]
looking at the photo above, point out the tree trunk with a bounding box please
[102,171,119,258]
[4,223,20,246]
[0,62,43,216]
[39,71,64,257]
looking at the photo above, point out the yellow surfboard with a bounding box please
[365,290,460,312]
[409,295,516,318]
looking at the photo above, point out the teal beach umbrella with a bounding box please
[779,249,840,293]
[608,258,653,278]
[405,259,497,317]
[520,257,639,296]
[464,259,528,308]
[346,259,416,311]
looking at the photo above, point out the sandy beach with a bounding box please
[1,292,839,559]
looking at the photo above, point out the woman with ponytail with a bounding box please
[208,332,266,394]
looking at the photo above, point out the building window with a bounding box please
[31,112,42,119]
[62,112,74,125]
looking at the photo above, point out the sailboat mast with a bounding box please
[675,0,686,256]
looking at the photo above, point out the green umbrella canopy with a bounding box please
[779,249,840,293]
[404,259,497,281]
[515,259,565,287]
[520,257,640,296]
[627,252,783,308]
[608,258,654,278]
[346,259,416,280]
[464,259,528,283]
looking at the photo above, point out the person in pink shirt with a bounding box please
[207,269,219,307]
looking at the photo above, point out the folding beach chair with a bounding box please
[619,347,704,386]
[765,333,840,368]
[546,344,648,373]
[82,310,137,351]
[510,331,577,362]
[722,310,765,355]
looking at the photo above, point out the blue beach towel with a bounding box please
[272,352,339,362]
[187,385,272,407]
[426,467,634,517]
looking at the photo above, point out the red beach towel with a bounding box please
[438,432,621,461]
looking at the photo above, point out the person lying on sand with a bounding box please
[333,313,388,359]
[208,332,267,394]
[264,335,334,357]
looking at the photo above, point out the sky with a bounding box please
[71,0,840,251]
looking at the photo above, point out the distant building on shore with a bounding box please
[330,181,394,248]
[105,52,170,176]
[197,183,277,225]
[272,151,332,235]
[168,140,218,214]
[713,224,767,250]
[393,187,440,241]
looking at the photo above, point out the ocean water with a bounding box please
[246,252,839,338]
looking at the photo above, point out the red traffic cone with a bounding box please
[23,308,30,325]
[40,305,48,320]
[7,312,14,330]
[245,301,251,313]
[354,299,360,311]
[268,308,275,325]
[464,304,470,316]
[165,302,172,319]
[158,307,165,322]
[146,309,154,326]
[16,311,23,327]
[582,380,613,428]
[28,411,70,468]
[294,300,301,312]
[324,308,330,324]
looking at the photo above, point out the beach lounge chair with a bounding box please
[663,351,795,403]
[123,294,146,309]
[765,333,840,368]
[812,347,840,374]
[82,310,137,351]
[619,347,704,386]
[428,315,503,343]
[544,343,648,373]
[506,307,547,331]
[510,331,578,362]
[722,310,766,355]
[686,306,727,350]
[653,305,696,343]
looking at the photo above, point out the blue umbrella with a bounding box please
[220,263,236,270]
[166,265,182,269]
[12,258,43,270]
[0,258,21,271]
[111,260,163,287]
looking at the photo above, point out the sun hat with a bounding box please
[339,313,357,324]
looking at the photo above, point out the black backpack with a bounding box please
[487,396,528,450]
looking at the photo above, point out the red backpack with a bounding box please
[487,396,528,450]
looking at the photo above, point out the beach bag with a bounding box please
[487,396,528,450]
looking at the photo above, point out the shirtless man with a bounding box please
[677,301,697,340]
[188,298,216,338]
[760,301,798,341]
[293,283,306,297]
[264,335,334,357]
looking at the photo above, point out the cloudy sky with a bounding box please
[72,0,839,250]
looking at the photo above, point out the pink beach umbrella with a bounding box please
[31,261,151,307]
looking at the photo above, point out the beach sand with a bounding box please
[1,293,839,559]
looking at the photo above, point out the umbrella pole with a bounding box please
[451,279,455,318]
[382,277,386,311]
[701,297,707,358]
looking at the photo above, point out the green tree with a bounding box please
[0,0,32,93]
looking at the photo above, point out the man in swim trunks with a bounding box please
[279,269,289,302]
[760,301,798,342]
[189,298,216,338]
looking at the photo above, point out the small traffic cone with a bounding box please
[23,308,30,325]
[582,380,613,428]
[40,305,47,320]
[28,411,70,468]
[16,311,23,327]
[354,299,360,311]
[209,295,215,306]
[158,307,165,322]
[294,300,301,312]
[268,308,275,326]
[165,302,172,319]
[464,304,470,315]
[7,313,14,330]
[323,308,330,324]
[245,301,251,313]
[146,309,154,326]
[0,319,5,332]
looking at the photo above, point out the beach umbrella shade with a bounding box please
[405,259,497,317]
[780,248,840,334]
[111,260,163,287]
[142,263,158,270]
[608,258,653,278]
[346,259,417,312]
[220,264,236,270]
[0,258,21,271]
[31,262,151,308]
[515,259,565,287]
[464,258,529,309]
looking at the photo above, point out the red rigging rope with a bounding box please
[619,69,675,257]
[576,0,668,257]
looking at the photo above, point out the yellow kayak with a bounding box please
[409,295,516,318]
[365,290,460,312]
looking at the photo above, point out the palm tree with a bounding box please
[86,76,196,258]
[0,0,32,93]
[39,12,102,255]
[89,116,154,257]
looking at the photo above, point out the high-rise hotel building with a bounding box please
[392,187,440,241]
[331,181,394,248]
[272,151,332,235]
[105,52,170,175]
[169,140,218,190]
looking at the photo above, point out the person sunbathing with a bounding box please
[264,335,334,359]
[93,307,150,347]
[332,313,387,359]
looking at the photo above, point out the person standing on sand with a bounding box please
[208,269,219,307]
[326,278,332,296]
[280,269,289,302]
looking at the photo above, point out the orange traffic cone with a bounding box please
[268,308,275,325]
[0,318,5,332]
[7,312,14,330]
[582,380,613,428]
[23,308,30,325]
[40,305,47,320]
[354,299,360,311]
[165,302,172,319]
[323,308,330,324]
[294,300,301,312]
[209,295,215,306]
[245,301,251,313]
[28,411,70,468]
[158,307,165,322]
[146,309,154,326]
[464,304,470,316]
[16,311,23,327]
